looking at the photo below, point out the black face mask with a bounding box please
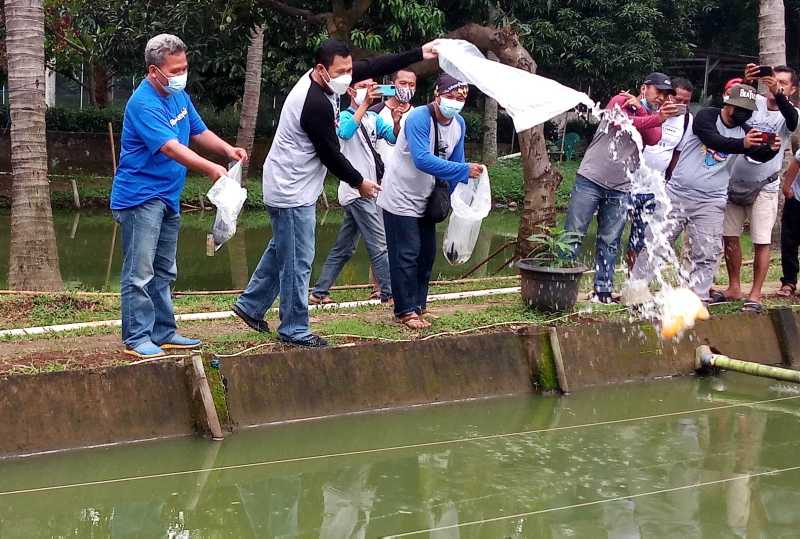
[731,107,753,127]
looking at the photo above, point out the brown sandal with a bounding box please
[395,312,430,330]
[777,283,796,297]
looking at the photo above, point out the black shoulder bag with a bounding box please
[424,104,452,223]
[359,123,385,183]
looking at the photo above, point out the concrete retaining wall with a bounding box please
[0,361,195,457]
[0,132,274,177]
[1,311,798,457]
[221,332,532,428]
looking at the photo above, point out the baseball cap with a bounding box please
[724,77,744,94]
[643,72,673,91]
[723,84,758,111]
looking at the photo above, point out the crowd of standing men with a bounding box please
[568,65,797,313]
[110,34,481,358]
[109,33,800,359]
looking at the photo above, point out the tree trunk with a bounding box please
[481,51,499,164]
[92,62,110,108]
[235,24,265,183]
[5,0,63,291]
[760,0,787,246]
[422,23,562,259]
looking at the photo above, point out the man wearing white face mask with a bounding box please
[310,78,399,305]
[233,38,440,347]
[377,74,484,330]
[110,34,248,359]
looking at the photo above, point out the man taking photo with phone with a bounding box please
[310,78,400,305]
[627,83,783,305]
[715,65,799,312]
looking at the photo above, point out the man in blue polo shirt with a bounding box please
[111,34,247,359]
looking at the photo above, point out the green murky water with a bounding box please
[0,210,520,292]
[2,372,800,537]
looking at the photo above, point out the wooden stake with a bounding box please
[191,356,225,440]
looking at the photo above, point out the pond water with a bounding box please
[1,372,799,537]
[0,209,521,292]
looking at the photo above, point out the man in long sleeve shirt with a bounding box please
[377,74,483,329]
[565,72,680,303]
[233,38,440,347]
[628,84,782,302]
[310,78,400,305]
[719,65,799,311]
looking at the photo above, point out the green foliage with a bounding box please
[526,225,581,268]
[487,158,524,203]
[45,106,124,132]
[459,110,484,142]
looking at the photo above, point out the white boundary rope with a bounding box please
[1,393,796,498]
[384,465,800,537]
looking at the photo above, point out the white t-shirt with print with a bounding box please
[729,94,797,193]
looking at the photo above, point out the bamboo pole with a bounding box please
[695,345,800,384]
[105,121,119,290]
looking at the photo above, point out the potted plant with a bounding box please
[517,226,588,312]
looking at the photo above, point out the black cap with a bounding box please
[643,72,673,91]
[435,73,468,95]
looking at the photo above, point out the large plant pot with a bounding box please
[517,258,587,313]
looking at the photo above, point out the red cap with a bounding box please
[724,77,744,94]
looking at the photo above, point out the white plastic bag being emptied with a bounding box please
[443,167,492,265]
[436,39,595,132]
[206,160,247,252]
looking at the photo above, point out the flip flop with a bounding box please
[708,290,738,304]
[395,312,430,330]
[742,301,764,314]
[777,284,796,297]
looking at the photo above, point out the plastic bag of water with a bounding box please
[207,161,247,252]
[443,167,492,265]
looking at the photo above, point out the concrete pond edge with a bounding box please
[2,309,799,458]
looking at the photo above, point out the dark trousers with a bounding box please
[781,197,800,286]
[383,209,436,317]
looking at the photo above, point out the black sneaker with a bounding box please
[232,304,270,333]
[280,334,329,348]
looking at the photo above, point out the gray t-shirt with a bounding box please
[729,95,796,194]
[576,116,641,192]
[668,112,744,202]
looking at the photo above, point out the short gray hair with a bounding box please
[145,34,187,67]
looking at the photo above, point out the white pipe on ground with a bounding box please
[0,287,522,338]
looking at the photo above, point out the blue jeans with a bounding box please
[383,209,436,317]
[112,199,180,348]
[627,193,656,254]
[564,175,628,293]
[313,198,392,300]
[235,205,316,342]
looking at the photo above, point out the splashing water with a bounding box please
[597,106,707,339]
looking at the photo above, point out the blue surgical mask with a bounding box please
[438,97,464,119]
[156,67,187,95]
[640,98,656,112]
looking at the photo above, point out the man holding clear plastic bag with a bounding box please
[110,34,248,359]
[377,74,483,330]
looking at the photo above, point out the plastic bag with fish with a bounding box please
[442,167,492,265]
[206,161,247,251]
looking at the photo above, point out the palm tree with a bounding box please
[235,24,266,183]
[5,0,63,290]
[759,0,786,68]
[759,0,787,244]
